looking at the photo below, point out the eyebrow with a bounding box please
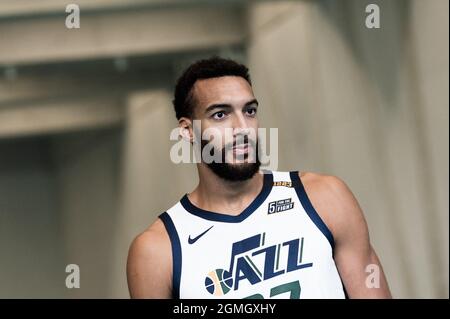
[204,99,259,114]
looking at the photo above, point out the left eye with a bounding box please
[246,108,257,116]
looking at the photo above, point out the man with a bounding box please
[126,57,391,299]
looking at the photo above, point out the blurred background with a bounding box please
[0,0,448,298]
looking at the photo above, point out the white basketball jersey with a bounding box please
[159,170,346,299]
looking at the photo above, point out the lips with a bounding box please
[232,144,249,155]
[232,144,248,150]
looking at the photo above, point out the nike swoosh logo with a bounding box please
[188,226,214,244]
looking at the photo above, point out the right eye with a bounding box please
[212,111,226,120]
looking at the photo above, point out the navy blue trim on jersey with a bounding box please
[289,171,335,249]
[343,282,349,299]
[159,212,182,299]
[335,262,349,299]
[180,171,274,223]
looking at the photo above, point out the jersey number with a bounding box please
[244,280,301,299]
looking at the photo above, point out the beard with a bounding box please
[200,137,261,182]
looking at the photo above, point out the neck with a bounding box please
[188,164,264,216]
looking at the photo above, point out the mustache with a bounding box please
[225,137,257,151]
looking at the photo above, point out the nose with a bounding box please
[232,113,250,137]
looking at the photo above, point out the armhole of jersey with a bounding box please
[158,212,182,299]
[289,171,335,250]
[335,266,350,299]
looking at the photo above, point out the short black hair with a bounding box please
[173,56,252,120]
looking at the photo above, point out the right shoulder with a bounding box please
[126,216,173,298]
[129,218,171,261]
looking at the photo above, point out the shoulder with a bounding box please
[298,172,355,204]
[297,171,367,243]
[126,217,172,298]
[129,218,171,258]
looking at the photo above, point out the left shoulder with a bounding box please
[299,171,348,192]
[297,171,367,242]
[298,171,356,206]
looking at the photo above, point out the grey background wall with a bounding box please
[0,0,447,298]
[248,0,449,299]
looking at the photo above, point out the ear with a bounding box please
[178,117,194,143]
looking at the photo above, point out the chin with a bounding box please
[206,161,261,182]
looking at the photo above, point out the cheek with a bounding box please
[251,121,259,135]
[200,125,228,148]
[246,120,259,142]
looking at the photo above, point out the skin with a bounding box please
[126,76,392,299]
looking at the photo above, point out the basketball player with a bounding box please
[126,57,392,299]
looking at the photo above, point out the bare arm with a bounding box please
[126,218,173,298]
[301,172,392,298]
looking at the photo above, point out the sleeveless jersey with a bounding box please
[159,170,346,299]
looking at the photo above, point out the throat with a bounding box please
[189,172,264,216]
